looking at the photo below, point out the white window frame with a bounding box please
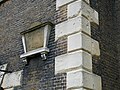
[20,22,52,60]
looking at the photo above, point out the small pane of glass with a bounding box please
[24,27,44,52]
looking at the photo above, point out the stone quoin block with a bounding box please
[56,0,90,10]
[67,32,100,56]
[2,70,23,89]
[93,74,102,90]
[68,32,92,53]
[67,0,99,24]
[91,39,100,56]
[55,16,91,40]
[55,50,92,74]
[67,69,102,90]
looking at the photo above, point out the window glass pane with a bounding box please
[24,27,44,52]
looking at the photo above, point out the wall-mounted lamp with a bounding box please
[20,22,53,62]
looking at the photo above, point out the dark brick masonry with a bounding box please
[0,0,120,90]
[0,0,67,90]
[91,0,120,90]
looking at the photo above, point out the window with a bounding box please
[20,22,53,60]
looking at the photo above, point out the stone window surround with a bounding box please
[20,22,53,60]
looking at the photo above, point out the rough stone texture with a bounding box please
[67,69,101,90]
[55,16,91,40]
[56,0,90,10]
[91,39,100,56]
[67,0,99,24]
[63,34,100,57]
[55,50,92,74]
[56,1,101,90]
[2,70,23,89]
[68,32,92,53]
[56,0,74,10]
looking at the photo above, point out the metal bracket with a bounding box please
[41,52,48,60]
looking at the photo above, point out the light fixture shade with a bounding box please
[20,22,53,59]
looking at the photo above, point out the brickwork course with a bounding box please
[0,0,120,90]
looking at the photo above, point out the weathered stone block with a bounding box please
[93,74,102,90]
[2,70,23,89]
[56,0,73,10]
[91,39,100,56]
[67,32,100,56]
[56,0,90,10]
[67,0,99,24]
[55,50,92,74]
[55,16,91,40]
[67,70,93,89]
[67,70,102,90]
[68,32,92,53]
